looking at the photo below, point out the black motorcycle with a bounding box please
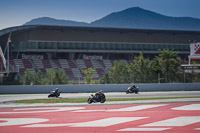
[87,92,106,104]
[48,88,61,98]
[126,85,139,94]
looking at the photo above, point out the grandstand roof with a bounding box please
[0,25,200,55]
[1,25,200,37]
[0,25,38,36]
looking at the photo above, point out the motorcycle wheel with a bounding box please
[100,98,106,103]
[48,95,51,98]
[87,98,93,104]
[135,90,139,94]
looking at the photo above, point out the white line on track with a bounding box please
[0,107,85,114]
[117,128,170,131]
[107,104,167,111]
[142,116,200,127]
[23,123,73,127]
[0,118,49,126]
[23,117,147,127]
[73,104,168,112]
[70,117,147,127]
[172,104,200,110]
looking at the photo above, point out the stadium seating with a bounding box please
[84,59,93,68]
[50,59,59,69]
[103,59,113,69]
[59,59,69,68]
[67,60,77,68]
[76,59,86,69]
[71,68,82,78]
[52,59,61,68]
[97,59,106,68]
[8,58,130,80]
[32,59,43,69]
[64,68,74,78]
[42,59,52,68]
[22,59,33,69]
[14,59,24,69]
[96,68,104,77]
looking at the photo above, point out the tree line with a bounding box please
[98,49,199,84]
[76,49,200,84]
[19,69,68,85]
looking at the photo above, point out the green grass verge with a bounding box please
[13,97,200,103]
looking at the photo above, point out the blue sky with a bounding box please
[0,0,200,30]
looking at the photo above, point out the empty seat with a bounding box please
[96,68,104,77]
[97,59,106,68]
[71,68,82,78]
[65,68,74,78]
[84,59,93,68]
[33,59,44,69]
[53,59,61,68]
[76,59,86,69]
[42,59,52,68]
[103,59,113,69]
[14,59,24,69]
[59,59,69,68]
[22,59,33,69]
[67,60,77,68]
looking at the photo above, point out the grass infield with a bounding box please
[14,97,200,103]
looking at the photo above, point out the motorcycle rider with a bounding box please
[130,85,136,91]
[55,88,59,93]
[88,90,106,104]
[48,88,60,98]
[95,90,104,101]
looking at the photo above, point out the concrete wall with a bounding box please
[0,83,200,94]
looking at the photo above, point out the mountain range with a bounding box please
[24,7,200,31]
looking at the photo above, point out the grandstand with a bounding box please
[0,25,200,81]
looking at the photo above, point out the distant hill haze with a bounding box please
[24,17,89,27]
[24,7,200,31]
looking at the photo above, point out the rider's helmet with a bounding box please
[55,88,59,92]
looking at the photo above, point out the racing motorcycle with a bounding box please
[126,85,139,94]
[87,91,106,104]
[48,88,61,98]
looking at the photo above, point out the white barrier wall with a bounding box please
[0,83,200,94]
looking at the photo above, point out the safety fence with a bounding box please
[0,83,199,94]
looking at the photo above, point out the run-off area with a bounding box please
[0,102,200,133]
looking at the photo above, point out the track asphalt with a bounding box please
[0,91,200,133]
[0,102,200,133]
[1,91,200,103]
